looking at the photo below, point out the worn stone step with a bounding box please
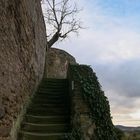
[37,91,68,95]
[40,83,68,88]
[29,103,69,109]
[33,95,68,99]
[24,115,70,124]
[39,84,68,87]
[33,95,68,100]
[42,78,68,83]
[40,85,68,89]
[39,87,68,90]
[32,97,67,101]
[40,84,68,89]
[27,112,69,116]
[21,123,70,133]
[38,89,68,93]
[18,78,70,140]
[34,94,68,99]
[32,100,67,105]
[26,108,69,116]
[36,91,68,96]
[36,91,67,95]
[31,98,68,104]
[27,103,69,110]
[27,108,69,116]
[27,107,69,113]
[39,83,68,88]
[38,88,68,92]
[31,97,68,103]
[18,131,68,140]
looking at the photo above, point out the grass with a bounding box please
[122,131,140,140]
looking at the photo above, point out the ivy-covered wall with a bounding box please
[67,64,117,140]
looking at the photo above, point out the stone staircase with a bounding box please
[18,78,71,140]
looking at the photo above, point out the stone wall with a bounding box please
[0,0,47,139]
[45,48,76,79]
[67,66,96,140]
[71,86,96,140]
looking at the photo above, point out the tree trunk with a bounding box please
[47,32,60,48]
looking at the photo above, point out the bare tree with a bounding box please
[42,0,83,48]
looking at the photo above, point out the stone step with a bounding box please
[34,94,68,99]
[27,107,69,115]
[39,83,68,88]
[21,123,70,133]
[40,84,68,89]
[42,78,68,83]
[33,94,68,99]
[39,83,68,87]
[40,83,68,86]
[36,91,68,96]
[27,107,69,113]
[27,109,69,116]
[31,99,68,105]
[18,131,68,140]
[39,87,68,91]
[29,103,69,109]
[40,84,68,88]
[31,97,68,103]
[18,78,70,140]
[24,115,70,124]
[37,91,68,96]
[31,96,68,102]
[38,89,68,93]
[40,83,68,87]
[27,103,69,110]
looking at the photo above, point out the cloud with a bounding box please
[57,27,140,65]
[94,59,140,126]
[56,0,140,64]
[95,59,140,97]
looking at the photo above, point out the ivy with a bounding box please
[69,65,117,140]
[66,127,83,140]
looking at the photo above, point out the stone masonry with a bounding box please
[0,0,47,139]
[45,48,76,79]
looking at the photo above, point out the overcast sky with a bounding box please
[42,0,140,126]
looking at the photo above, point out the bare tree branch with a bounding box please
[42,0,83,48]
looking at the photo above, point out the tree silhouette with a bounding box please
[42,0,82,48]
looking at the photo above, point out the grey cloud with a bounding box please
[92,59,140,125]
[93,58,140,98]
[109,94,139,113]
